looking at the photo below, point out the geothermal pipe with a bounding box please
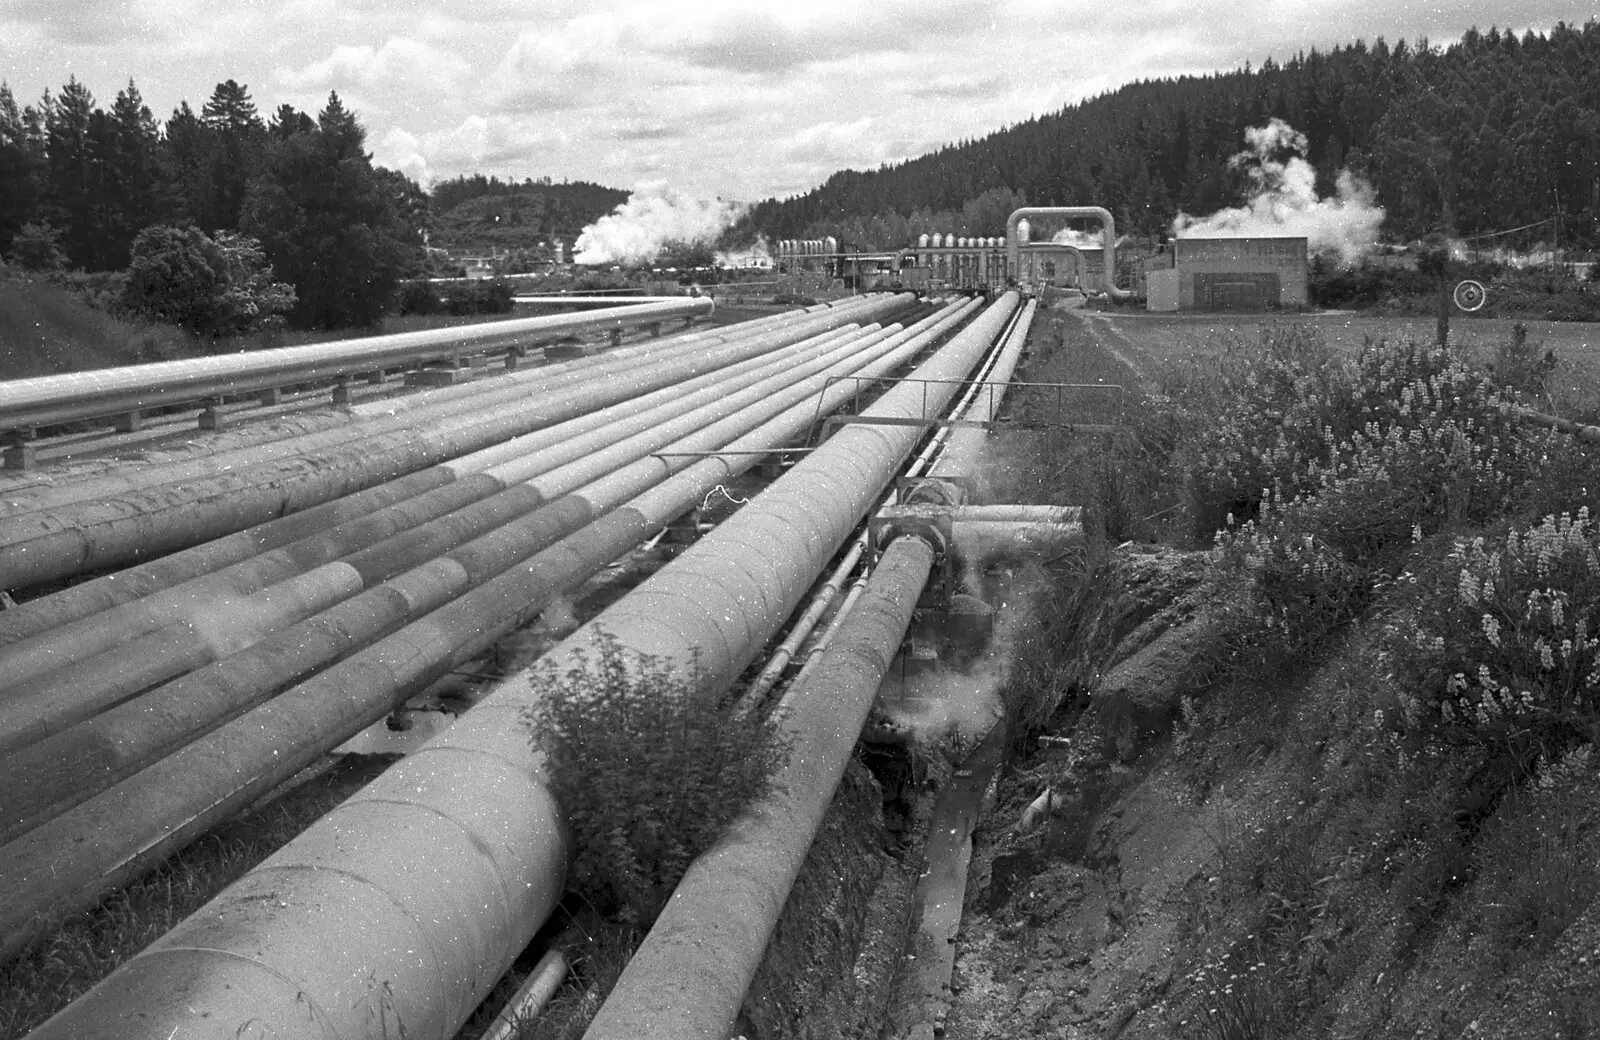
[0,297,835,520]
[0,301,974,964]
[22,294,1014,1039]
[734,531,870,714]
[586,301,1046,1038]
[583,534,938,1040]
[0,297,712,433]
[0,299,895,645]
[0,319,881,695]
[1005,207,1134,300]
[929,298,1039,480]
[0,295,915,594]
[0,321,891,754]
[0,316,929,842]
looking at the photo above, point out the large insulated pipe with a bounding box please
[0,300,901,640]
[0,322,878,692]
[583,534,937,1040]
[0,296,917,592]
[0,298,713,432]
[0,321,914,837]
[1005,207,1133,300]
[930,298,1038,480]
[0,305,968,960]
[0,298,846,520]
[20,296,1012,1038]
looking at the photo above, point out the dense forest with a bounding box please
[0,77,636,326]
[730,21,1600,253]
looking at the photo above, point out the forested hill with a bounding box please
[426,175,628,252]
[730,20,1600,251]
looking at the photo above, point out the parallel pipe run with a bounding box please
[582,534,938,1040]
[21,294,1014,1039]
[0,301,970,965]
[0,301,894,644]
[0,297,713,432]
[0,317,920,848]
[0,318,881,693]
[0,298,817,521]
[930,298,1039,481]
[0,295,917,594]
[734,531,870,714]
[0,322,886,757]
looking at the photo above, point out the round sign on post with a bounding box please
[1453,279,1487,312]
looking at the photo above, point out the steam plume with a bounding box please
[1173,118,1384,264]
[574,181,746,265]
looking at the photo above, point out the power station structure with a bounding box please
[775,209,1311,312]
[1145,235,1309,311]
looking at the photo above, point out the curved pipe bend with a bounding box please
[1005,206,1134,300]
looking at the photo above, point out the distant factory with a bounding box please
[774,228,1310,312]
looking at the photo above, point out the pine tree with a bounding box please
[45,77,96,268]
[242,94,409,329]
[0,83,46,256]
[200,79,263,230]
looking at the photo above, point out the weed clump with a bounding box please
[525,634,791,929]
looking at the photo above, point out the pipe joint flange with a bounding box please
[872,506,951,560]
[899,476,968,508]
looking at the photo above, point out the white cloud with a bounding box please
[2,0,1592,201]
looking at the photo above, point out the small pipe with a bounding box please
[480,950,568,1040]
[734,531,869,714]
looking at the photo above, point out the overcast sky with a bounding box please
[1,1,1592,202]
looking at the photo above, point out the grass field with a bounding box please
[1087,308,1600,418]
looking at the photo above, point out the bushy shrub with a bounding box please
[1176,324,1356,540]
[1202,336,1541,664]
[441,278,515,316]
[1381,510,1600,769]
[524,635,790,927]
[6,222,66,272]
[121,225,295,339]
[396,279,440,315]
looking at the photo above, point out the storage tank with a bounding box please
[918,233,930,248]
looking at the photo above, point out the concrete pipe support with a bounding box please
[18,296,1008,1038]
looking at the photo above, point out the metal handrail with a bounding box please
[0,297,713,434]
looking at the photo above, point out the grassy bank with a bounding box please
[957,308,1600,1038]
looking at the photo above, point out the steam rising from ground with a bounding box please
[1173,118,1384,264]
[715,236,773,268]
[574,181,746,265]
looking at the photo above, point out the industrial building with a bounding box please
[1145,236,1308,311]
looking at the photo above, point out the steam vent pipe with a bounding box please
[583,534,938,1040]
[26,292,1019,1040]
[1004,206,1134,300]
